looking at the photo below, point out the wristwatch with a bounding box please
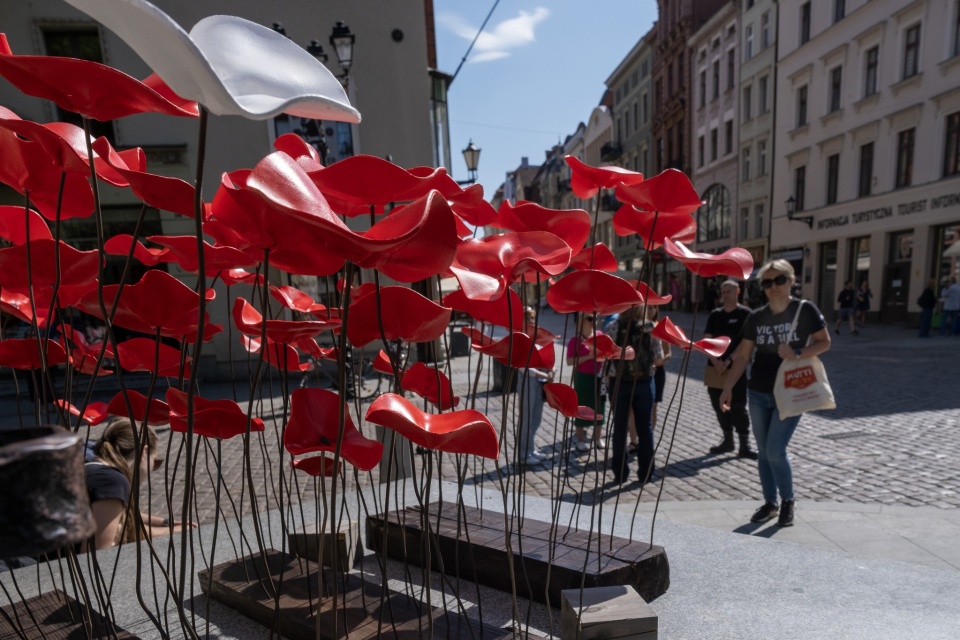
[794,349,802,360]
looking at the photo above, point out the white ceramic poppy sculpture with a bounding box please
[63,0,360,123]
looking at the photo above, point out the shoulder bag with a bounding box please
[773,301,836,419]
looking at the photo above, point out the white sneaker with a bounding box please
[594,438,607,450]
[524,453,543,465]
[575,441,591,453]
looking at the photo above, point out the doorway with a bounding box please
[882,231,913,323]
[818,242,838,315]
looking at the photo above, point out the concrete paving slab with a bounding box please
[910,535,960,570]
[866,513,960,539]
[835,538,955,572]
[805,518,906,545]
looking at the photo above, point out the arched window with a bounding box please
[697,184,731,242]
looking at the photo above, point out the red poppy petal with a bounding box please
[308,154,440,207]
[543,382,601,422]
[524,324,560,347]
[663,239,754,280]
[345,286,451,347]
[243,335,311,372]
[0,338,67,369]
[291,455,340,478]
[651,316,731,357]
[401,362,460,410]
[625,281,673,306]
[568,242,619,272]
[103,234,169,266]
[365,393,498,459]
[106,390,170,425]
[166,389,264,440]
[446,183,498,227]
[0,239,100,289]
[270,285,322,313]
[373,349,395,375]
[546,270,644,315]
[111,337,190,377]
[232,297,335,344]
[146,235,255,275]
[454,232,572,294]
[564,155,644,200]
[461,326,495,348]
[586,334,635,361]
[614,168,703,216]
[273,133,322,170]
[0,34,199,121]
[472,332,555,369]
[55,399,108,426]
[284,388,383,470]
[495,200,591,256]
[91,138,197,218]
[0,205,53,244]
[441,288,524,330]
[220,269,264,287]
[612,205,698,250]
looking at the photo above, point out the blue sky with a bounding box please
[433,1,658,198]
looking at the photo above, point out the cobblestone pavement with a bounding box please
[3,307,958,525]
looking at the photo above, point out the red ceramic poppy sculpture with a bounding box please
[0,338,68,369]
[0,205,52,244]
[546,270,644,316]
[612,204,697,250]
[495,200,591,256]
[56,400,109,426]
[147,235,255,276]
[585,334,635,361]
[107,390,171,425]
[284,389,383,471]
[291,456,341,478]
[345,286,451,347]
[471,332,555,369]
[105,338,190,378]
[442,289,525,330]
[651,316,731,358]
[232,297,334,344]
[543,383,601,422]
[365,394,498,459]
[401,362,460,410]
[451,232,572,301]
[564,155,644,200]
[104,234,169,266]
[614,168,703,217]
[0,239,100,291]
[242,336,311,372]
[568,242,619,272]
[166,389,264,439]
[663,239,754,280]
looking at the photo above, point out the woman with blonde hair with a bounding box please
[84,418,190,550]
[720,260,830,527]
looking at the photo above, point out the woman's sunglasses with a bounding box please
[761,274,789,289]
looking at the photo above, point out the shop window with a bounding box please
[850,236,871,289]
[42,29,115,143]
[944,112,960,177]
[697,184,731,242]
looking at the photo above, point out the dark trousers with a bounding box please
[708,376,749,436]
[612,377,654,484]
[919,308,934,337]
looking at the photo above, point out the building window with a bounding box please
[725,120,733,155]
[698,135,705,168]
[755,203,765,238]
[759,76,769,113]
[834,0,845,24]
[746,25,754,60]
[829,66,842,112]
[697,184,731,242]
[642,92,649,123]
[826,154,840,205]
[945,112,960,177]
[727,49,735,91]
[895,128,915,188]
[761,12,770,49]
[903,24,921,79]
[955,2,960,57]
[864,46,879,97]
[800,3,811,45]
[710,128,718,162]
[858,142,874,197]
[794,166,806,212]
[742,147,751,181]
[656,79,662,108]
[741,208,750,240]
[758,139,767,175]
[678,52,685,87]
[797,85,808,126]
[712,59,720,99]
[699,70,707,107]
[668,61,674,96]
[633,102,639,134]
[743,85,753,121]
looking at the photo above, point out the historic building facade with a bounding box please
[773,0,960,323]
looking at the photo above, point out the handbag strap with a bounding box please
[784,299,804,345]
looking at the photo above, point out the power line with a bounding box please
[449,0,503,85]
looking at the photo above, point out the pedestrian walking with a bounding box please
[720,260,831,527]
[834,280,857,335]
[567,313,605,453]
[610,306,663,485]
[917,279,938,338]
[855,280,872,329]
[519,308,553,465]
[939,277,960,337]
[703,280,757,459]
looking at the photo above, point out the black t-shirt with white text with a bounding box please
[741,299,827,394]
[704,304,751,363]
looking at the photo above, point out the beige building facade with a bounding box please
[773,0,960,324]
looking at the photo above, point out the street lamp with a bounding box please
[785,195,813,228]
[329,21,355,78]
[306,40,328,64]
[458,140,481,185]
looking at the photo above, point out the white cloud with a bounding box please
[440,7,550,63]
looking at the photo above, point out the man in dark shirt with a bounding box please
[703,280,757,459]
[834,280,857,335]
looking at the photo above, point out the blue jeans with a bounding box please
[748,391,801,504]
[518,370,544,458]
[612,377,654,483]
[940,309,958,336]
[919,308,933,337]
